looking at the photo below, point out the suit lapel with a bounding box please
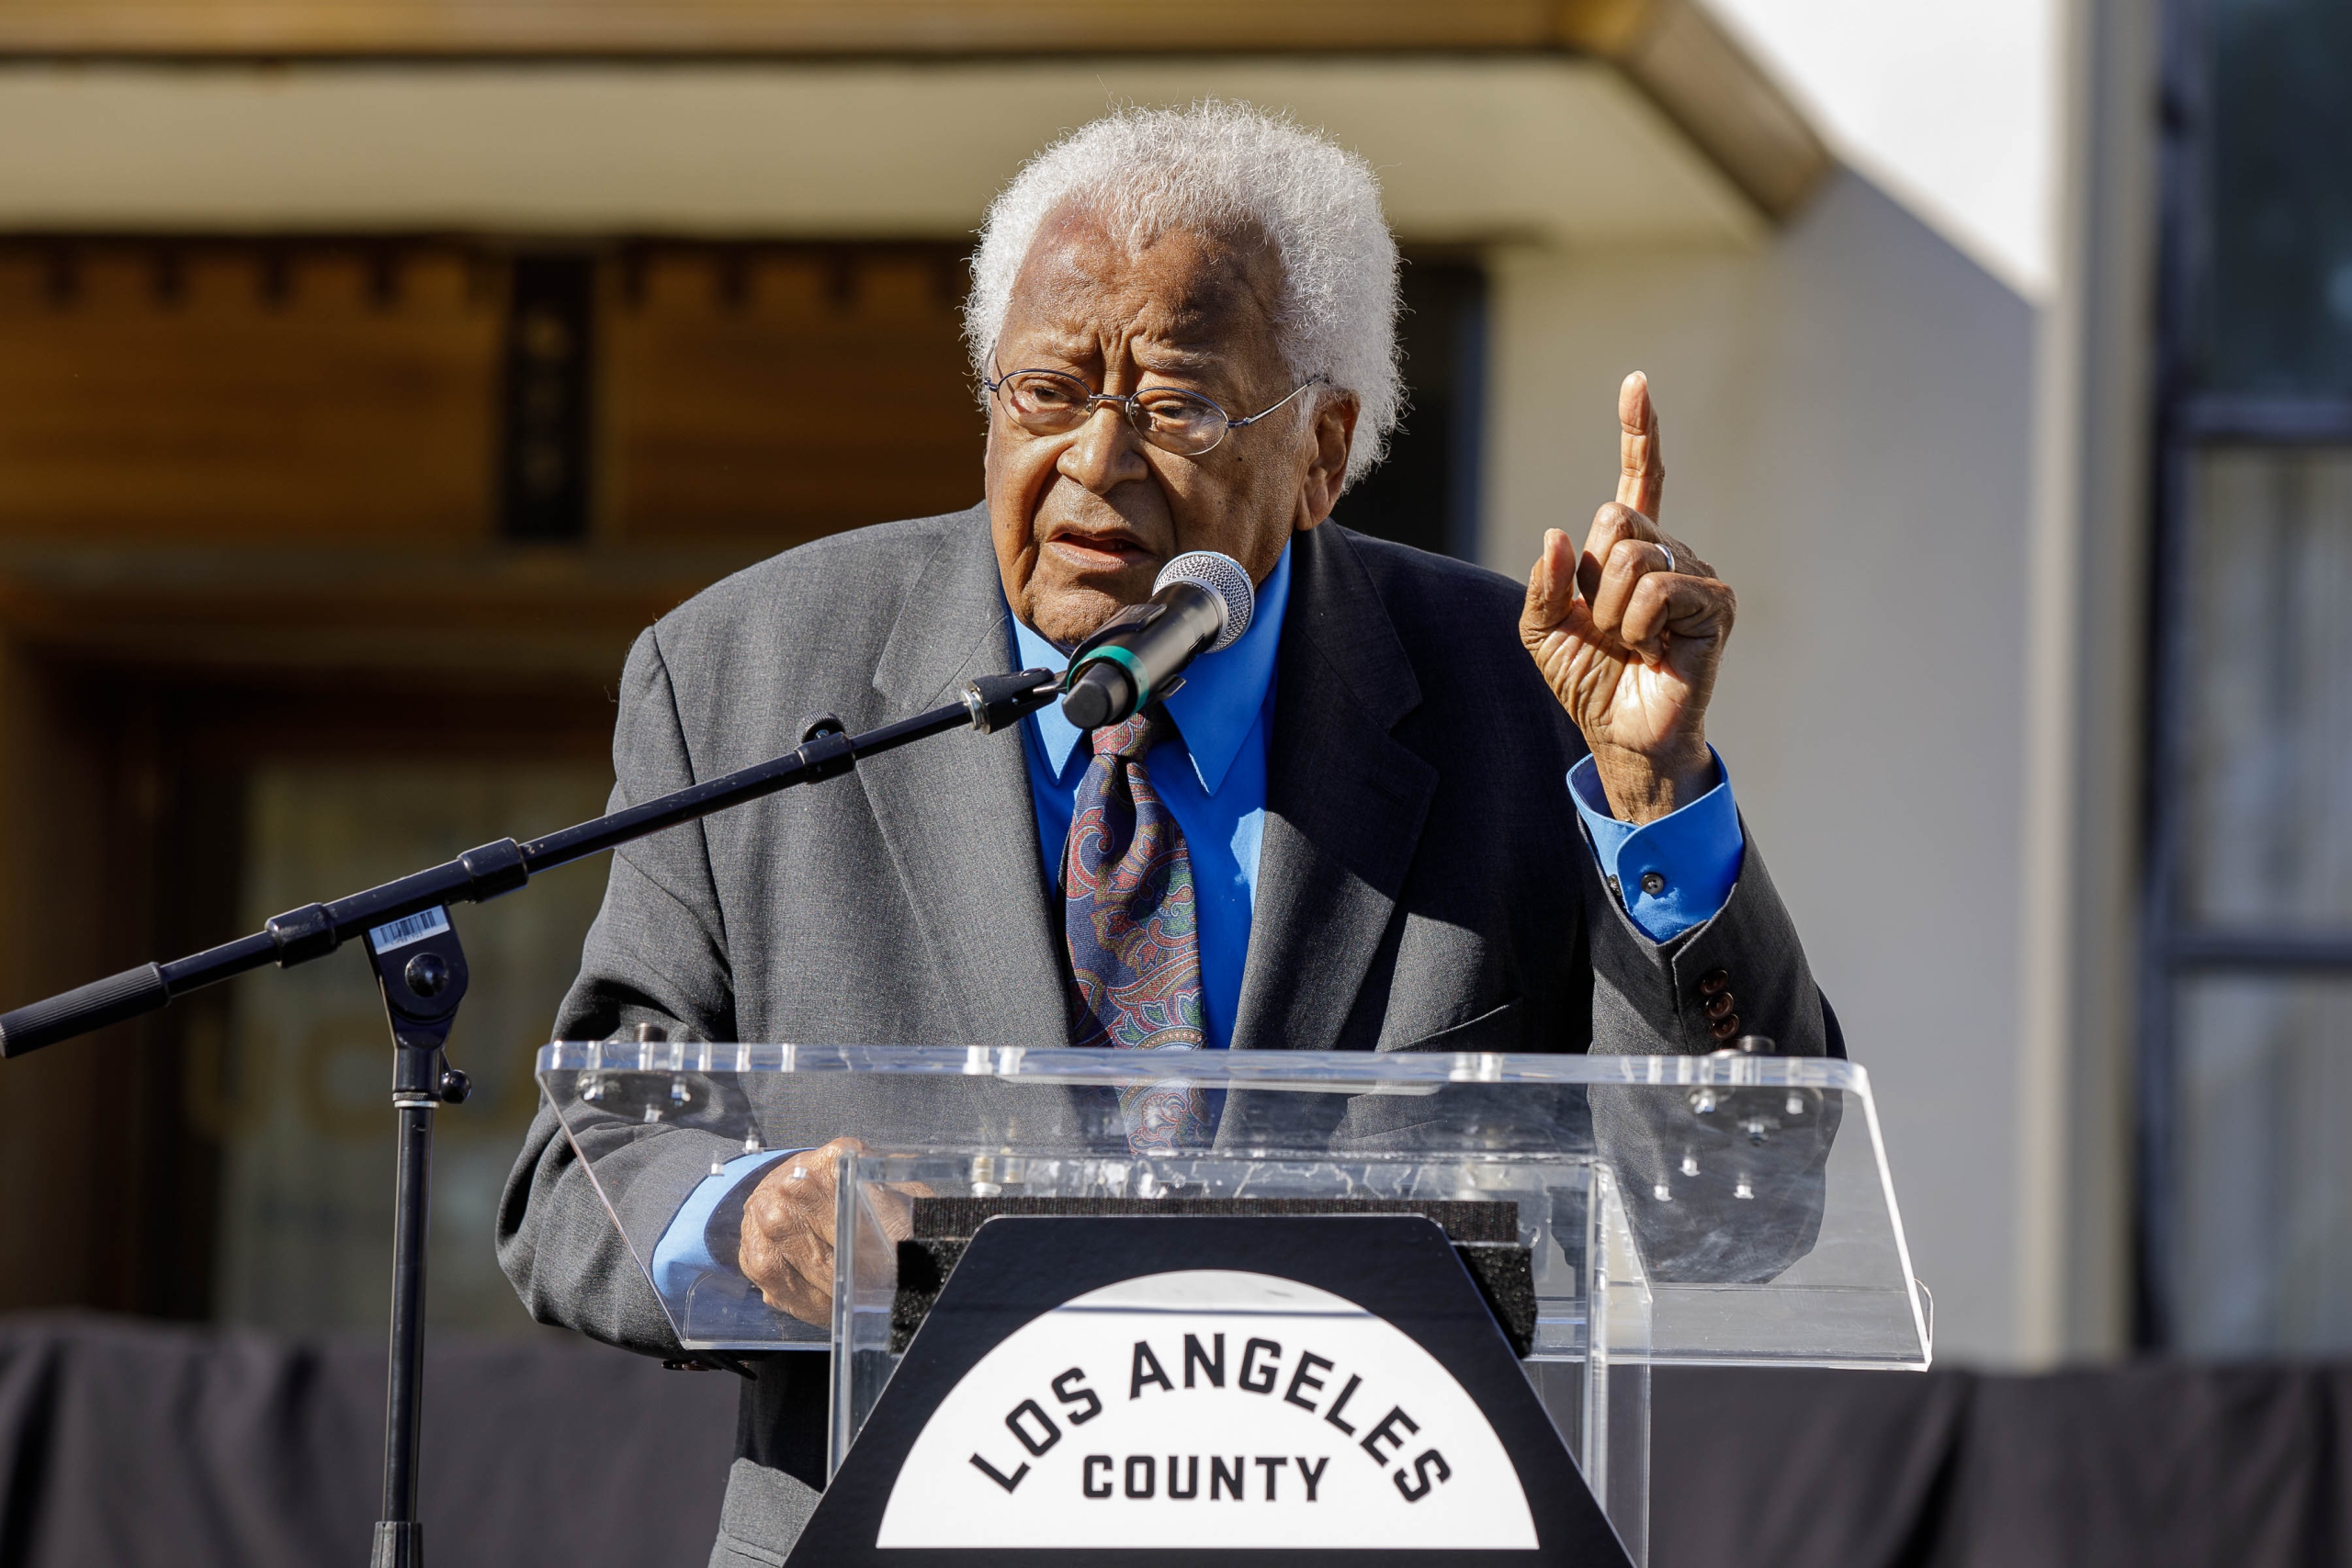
[1231,526,1438,1053]
[859,506,1073,1046]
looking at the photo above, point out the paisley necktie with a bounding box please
[1063,707,1213,1152]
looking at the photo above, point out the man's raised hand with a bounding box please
[1520,372,1735,824]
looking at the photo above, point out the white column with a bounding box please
[2013,0,2164,1365]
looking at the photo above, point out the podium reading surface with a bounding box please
[537,1044,1930,1565]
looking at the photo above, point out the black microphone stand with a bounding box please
[0,667,1059,1568]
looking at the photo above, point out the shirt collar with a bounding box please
[1010,540,1292,797]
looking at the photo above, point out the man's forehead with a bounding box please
[1001,212,1282,362]
[1004,307,1224,364]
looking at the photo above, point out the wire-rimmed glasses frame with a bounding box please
[984,361,1329,458]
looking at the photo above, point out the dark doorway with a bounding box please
[1330,257,1487,560]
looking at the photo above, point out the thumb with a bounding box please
[1522,528,1580,632]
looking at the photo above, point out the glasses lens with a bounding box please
[1130,389,1228,455]
[1002,372,1091,432]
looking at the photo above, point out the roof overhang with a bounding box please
[0,55,1785,246]
[0,1,1830,236]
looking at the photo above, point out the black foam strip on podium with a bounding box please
[910,1195,1520,1243]
[890,1231,1538,1359]
[1451,1245,1537,1359]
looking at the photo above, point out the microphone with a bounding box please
[1059,551,1254,731]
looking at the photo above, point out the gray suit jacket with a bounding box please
[497,504,1831,1565]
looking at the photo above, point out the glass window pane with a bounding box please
[2172,974,2352,1354]
[208,761,610,1335]
[2202,0,2352,396]
[2181,447,2352,929]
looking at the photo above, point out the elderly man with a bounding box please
[501,104,1832,1563]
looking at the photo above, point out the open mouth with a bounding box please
[1045,528,1153,572]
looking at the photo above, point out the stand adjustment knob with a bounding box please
[403,953,449,998]
[438,1068,470,1105]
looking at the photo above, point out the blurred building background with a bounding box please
[0,0,2337,1446]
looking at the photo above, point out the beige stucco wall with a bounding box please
[1485,171,2039,1360]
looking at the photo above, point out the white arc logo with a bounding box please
[876,1269,1538,1551]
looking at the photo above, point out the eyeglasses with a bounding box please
[985,362,1328,457]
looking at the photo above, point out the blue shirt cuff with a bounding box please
[1567,749,1746,944]
[648,1148,795,1301]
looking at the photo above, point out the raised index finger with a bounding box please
[1615,371,1665,523]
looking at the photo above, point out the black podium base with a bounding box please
[787,1213,1631,1567]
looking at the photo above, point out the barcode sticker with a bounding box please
[368,907,451,953]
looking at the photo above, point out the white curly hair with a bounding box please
[964,102,1403,491]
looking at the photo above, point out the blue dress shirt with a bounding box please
[648,1147,789,1303]
[1010,545,1291,1052]
[1567,749,1746,943]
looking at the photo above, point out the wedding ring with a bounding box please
[1658,545,1677,574]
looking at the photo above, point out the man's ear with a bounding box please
[1296,393,1362,531]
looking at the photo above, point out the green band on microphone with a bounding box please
[1067,644,1152,712]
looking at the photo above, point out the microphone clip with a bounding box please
[962,668,1061,733]
[1061,598,1169,671]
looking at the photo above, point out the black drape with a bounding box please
[2,1315,2348,1567]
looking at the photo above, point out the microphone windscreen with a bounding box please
[1152,551,1253,652]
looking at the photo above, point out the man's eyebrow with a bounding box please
[1001,336,1227,385]
[1126,333,1234,378]
[1002,339,1094,367]
[1135,348,1218,374]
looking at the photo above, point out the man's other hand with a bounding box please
[1521,371,1735,824]
[737,1136,918,1326]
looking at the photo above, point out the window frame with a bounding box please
[2138,0,2352,1348]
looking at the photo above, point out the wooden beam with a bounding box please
[4,3,1571,56]
[0,543,768,677]
[0,239,984,562]
[0,2,1830,220]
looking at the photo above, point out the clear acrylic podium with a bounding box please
[537,1043,1930,1564]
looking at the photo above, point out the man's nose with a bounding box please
[1058,401,1147,493]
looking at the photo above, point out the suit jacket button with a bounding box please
[1709,1012,1742,1041]
[1704,991,1736,1021]
[1699,968,1731,997]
